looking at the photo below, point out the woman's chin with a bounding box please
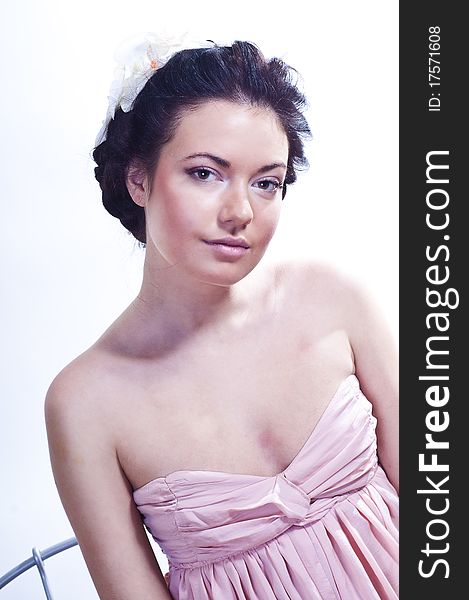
[194,256,264,288]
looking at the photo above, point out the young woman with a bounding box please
[45,35,398,600]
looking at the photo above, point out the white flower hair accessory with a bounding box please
[95,31,214,145]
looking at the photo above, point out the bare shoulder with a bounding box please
[45,346,113,433]
[272,257,397,373]
[44,344,117,472]
[44,343,127,475]
[272,257,362,310]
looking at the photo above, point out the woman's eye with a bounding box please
[255,179,283,193]
[188,168,216,181]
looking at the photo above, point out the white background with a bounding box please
[0,1,398,597]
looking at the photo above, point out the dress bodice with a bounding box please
[133,375,380,567]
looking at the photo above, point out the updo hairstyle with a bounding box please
[93,41,312,245]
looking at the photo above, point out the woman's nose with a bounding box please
[218,183,254,228]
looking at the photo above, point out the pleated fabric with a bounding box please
[133,375,399,599]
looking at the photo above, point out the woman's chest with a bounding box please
[113,313,354,491]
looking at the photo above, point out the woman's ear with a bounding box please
[126,162,149,208]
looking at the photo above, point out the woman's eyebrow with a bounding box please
[182,153,287,174]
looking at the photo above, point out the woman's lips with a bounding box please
[203,240,250,260]
[205,237,250,248]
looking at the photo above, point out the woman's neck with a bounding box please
[133,249,273,346]
[135,271,246,335]
[97,244,276,359]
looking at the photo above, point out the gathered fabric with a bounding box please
[133,375,399,599]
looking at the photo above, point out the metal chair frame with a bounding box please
[0,537,78,599]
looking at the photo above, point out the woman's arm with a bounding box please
[340,272,399,493]
[45,366,173,600]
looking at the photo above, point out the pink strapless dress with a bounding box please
[133,374,399,599]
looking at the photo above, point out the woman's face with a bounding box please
[139,100,288,287]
